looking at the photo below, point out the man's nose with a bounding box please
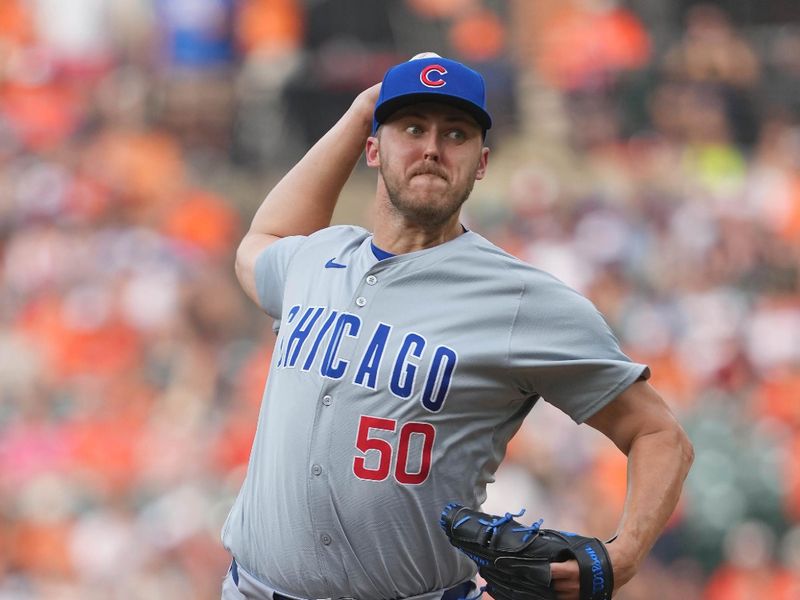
[422,132,441,161]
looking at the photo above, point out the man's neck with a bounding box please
[372,207,465,255]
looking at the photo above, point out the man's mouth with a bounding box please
[410,170,447,182]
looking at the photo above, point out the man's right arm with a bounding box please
[235,84,381,305]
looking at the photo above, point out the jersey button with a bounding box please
[322,395,332,406]
[365,275,377,285]
[311,464,322,476]
[355,296,367,307]
[321,534,332,545]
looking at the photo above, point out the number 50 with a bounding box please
[353,415,436,485]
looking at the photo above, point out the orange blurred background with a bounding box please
[1,1,800,598]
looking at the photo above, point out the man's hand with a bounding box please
[550,560,579,599]
[349,83,381,133]
[350,50,446,131]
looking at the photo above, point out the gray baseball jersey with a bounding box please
[222,226,649,600]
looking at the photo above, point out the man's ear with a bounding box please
[475,147,490,180]
[365,136,380,167]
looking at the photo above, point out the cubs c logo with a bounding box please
[420,65,447,88]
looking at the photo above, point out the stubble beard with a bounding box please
[379,163,477,228]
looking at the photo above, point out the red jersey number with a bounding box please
[353,415,435,485]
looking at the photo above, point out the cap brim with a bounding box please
[374,93,492,131]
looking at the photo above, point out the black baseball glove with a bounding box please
[440,503,614,600]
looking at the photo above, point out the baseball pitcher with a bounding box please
[221,54,694,600]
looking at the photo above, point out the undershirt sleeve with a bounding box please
[509,278,650,423]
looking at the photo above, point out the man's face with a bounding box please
[366,102,489,227]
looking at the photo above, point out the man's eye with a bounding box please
[406,125,423,135]
[446,129,466,141]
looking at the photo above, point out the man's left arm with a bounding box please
[550,380,695,598]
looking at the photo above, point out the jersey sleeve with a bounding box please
[508,279,649,424]
[253,235,308,319]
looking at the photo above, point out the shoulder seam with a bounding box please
[504,261,532,396]
[282,235,310,283]
[471,234,528,265]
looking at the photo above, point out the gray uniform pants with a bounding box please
[221,559,475,600]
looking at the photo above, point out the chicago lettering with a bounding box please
[277,305,457,413]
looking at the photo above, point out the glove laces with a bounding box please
[469,508,544,543]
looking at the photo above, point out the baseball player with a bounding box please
[221,54,694,600]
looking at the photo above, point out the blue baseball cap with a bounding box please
[373,55,492,134]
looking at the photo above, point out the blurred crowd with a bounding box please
[0,0,798,598]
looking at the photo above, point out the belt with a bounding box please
[231,559,475,600]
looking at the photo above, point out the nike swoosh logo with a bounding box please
[325,258,347,269]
